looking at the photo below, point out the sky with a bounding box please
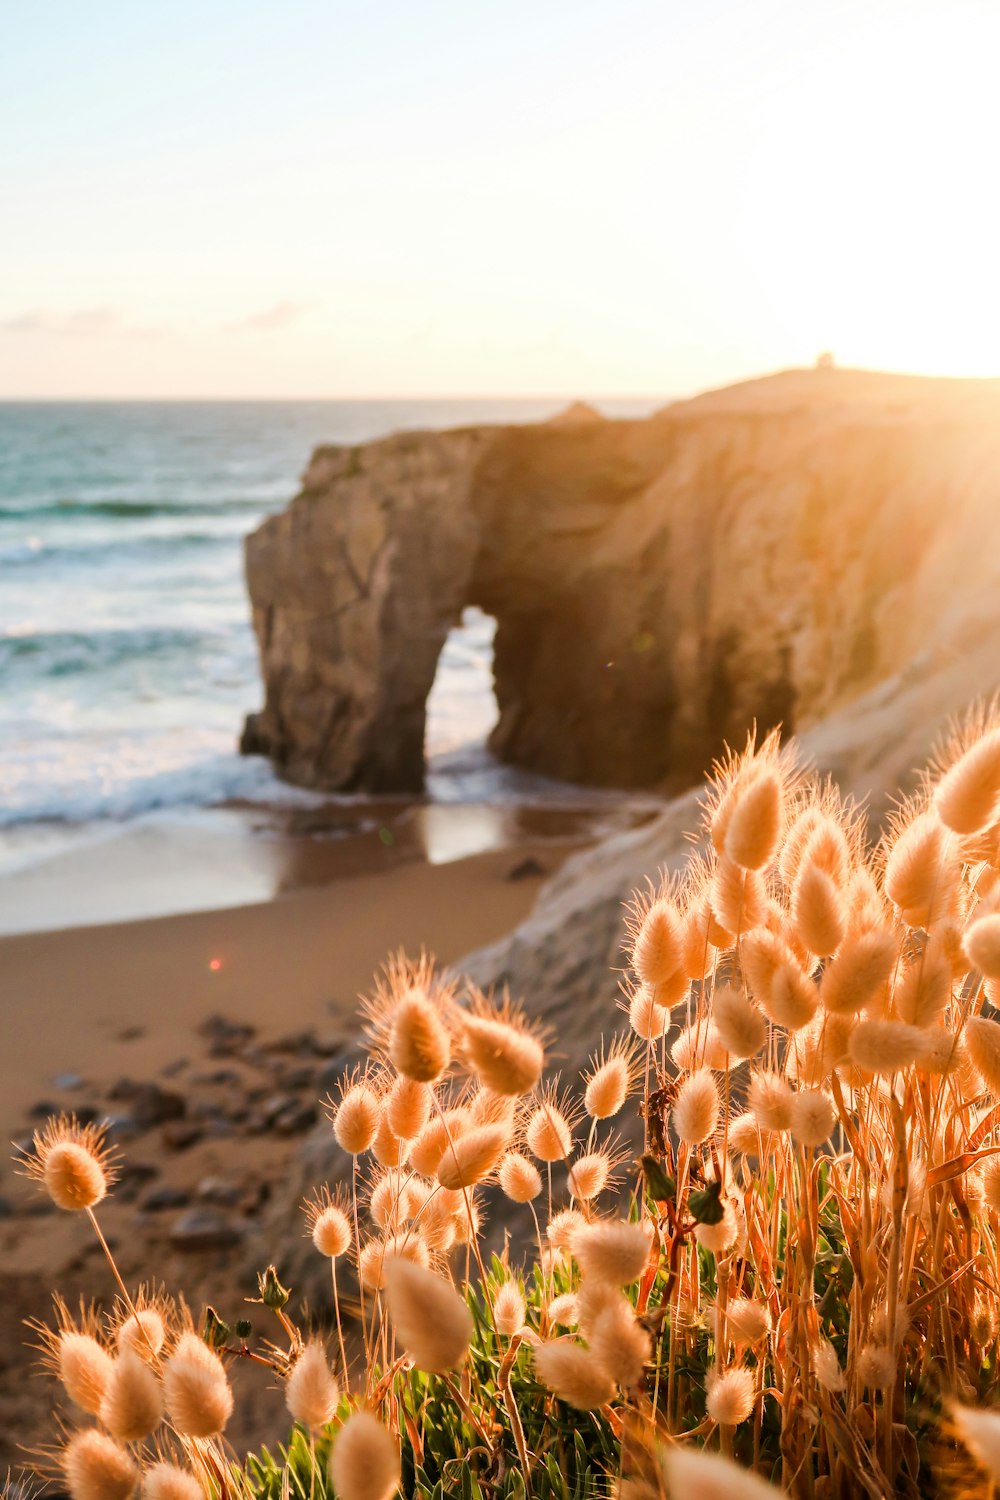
[2,0,999,398]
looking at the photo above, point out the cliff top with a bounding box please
[664,364,1000,422]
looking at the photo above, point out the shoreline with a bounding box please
[0,827,596,1148]
[0,816,601,1460]
[0,793,657,938]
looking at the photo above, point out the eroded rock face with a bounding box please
[242,369,1000,793]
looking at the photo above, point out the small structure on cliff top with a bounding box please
[240,369,1000,795]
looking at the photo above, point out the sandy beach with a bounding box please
[0,813,604,1463]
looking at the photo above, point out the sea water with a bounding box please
[0,398,661,887]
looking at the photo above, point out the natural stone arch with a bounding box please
[242,372,1000,797]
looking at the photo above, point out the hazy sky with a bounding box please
[2,0,998,398]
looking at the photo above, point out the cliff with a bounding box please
[242,367,1000,793]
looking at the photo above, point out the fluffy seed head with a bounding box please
[63,1429,138,1500]
[724,766,784,870]
[333,1085,381,1155]
[628,984,670,1041]
[741,928,798,1005]
[983,1156,1000,1210]
[673,1069,720,1144]
[586,1293,651,1389]
[857,1344,895,1389]
[584,1039,636,1119]
[144,1463,204,1500]
[498,1150,542,1203]
[896,948,953,1027]
[820,927,897,1014]
[763,961,818,1031]
[711,858,768,936]
[58,1331,114,1414]
[571,1219,651,1285]
[358,1233,429,1290]
[966,1015,1000,1093]
[671,1021,730,1072]
[370,1113,409,1169]
[567,1150,614,1202]
[461,1011,544,1096]
[547,1293,579,1327]
[935,726,1000,835]
[329,1410,401,1500]
[747,1071,793,1132]
[791,1012,854,1085]
[811,1339,846,1392]
[385,1077,432,1140]
[388,987,451,1082]
[99,1347,164,1441]
[117,1308,166,1361]
[789,1088,836,1146]
[382,1256,473,1372]
[525,1099,573,1162]
[706,1365,755,1425]
[971,1295,998,1346]
[25,1116,114,1211]
[494,1280,526,1337]
[965,915,1000,980]
[547,1207,586,1251]
[793,860,845,957]
[437,1122,508,1190]
[952,1403,1000,1480]
[848,1019,929,1075]
[712,986,767,1060]
[631,898,684,987]
[532,1339,616,1409]
[682,896,732,978]
[470,1089,518,1129]
[885,812,959,928]
[163,1332,233,1437]
[661,1448,781,1500]
[311,1203,352,1259]
[727,1111,776,1156]
[369,1170,415,1233]
[286,1342,339,1430]
[408,1108,471,1177]
[723,1298,772,1347]
[695,1199,740,1256]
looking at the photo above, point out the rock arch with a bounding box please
[241,372,1000,795]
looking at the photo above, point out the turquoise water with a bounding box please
[0,398,661,876]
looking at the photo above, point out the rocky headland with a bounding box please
[242,366,1000,794]
[243,366,1000,1299]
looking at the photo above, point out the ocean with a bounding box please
[0,398,662,893]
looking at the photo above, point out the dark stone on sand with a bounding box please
[141,1184,192,1212]
[168,1208,244,1252]
[506,856,547,881]
[109,1079,186,1128]
[280,1063,317,1091]
[196,1176,242,1206]
[115,1161,159,1200]
[199,1015,256,1056]
[161,1120,204,1152]
[262,1094,317,1135]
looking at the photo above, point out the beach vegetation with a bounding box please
[16,705,1000,1497]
